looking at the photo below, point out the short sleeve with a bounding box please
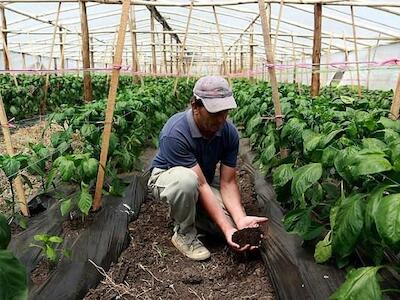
[159,136,197,168]
[221,125,239,168]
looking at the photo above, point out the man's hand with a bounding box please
[236,215,268,230]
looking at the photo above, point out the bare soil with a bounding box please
[232,227,264,247]
[85,164,275,300]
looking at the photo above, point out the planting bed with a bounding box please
[85,159,275,300]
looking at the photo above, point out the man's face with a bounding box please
[194,106,229,137]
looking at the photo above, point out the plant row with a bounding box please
[232,79,399,299]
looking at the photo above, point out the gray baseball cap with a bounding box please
[193,76,237,113]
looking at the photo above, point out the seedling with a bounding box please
[29,234,71,265]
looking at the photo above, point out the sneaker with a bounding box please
[171,231,211,261]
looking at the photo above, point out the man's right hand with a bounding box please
[224,228,252,252]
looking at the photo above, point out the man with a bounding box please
[148,76,267,261]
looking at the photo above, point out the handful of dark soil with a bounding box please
[232,227,264,247]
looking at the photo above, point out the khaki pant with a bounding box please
[147,166,234,237]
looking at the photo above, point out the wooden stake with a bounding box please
[367,34,381,90]
[311,3,322,97]
[170,35,173,74]
[273,0,284,56]
[326,34,333,85]
[0,7,9,70]
[80,0,93,103]
[163,33,167,74]
[21,52,26,69]
[350,6,361,97]
[240,37,244,72]
[90,36,95,68]
[129,4,142,84]
[258,0,283,128]
[0,95,29,216]
[173,1,194,95]
[150,9,157,74]
[233,46,237,73]
[389,72,400,120]
[59,27,65,73]
[213,6,230,83]
[42,2,61,115]
[291,35,296,84]
[249,25,254,81]
[93,0,131,211]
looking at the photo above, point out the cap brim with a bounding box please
[201,96,237,113]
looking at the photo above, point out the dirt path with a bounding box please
[85,163,275,300]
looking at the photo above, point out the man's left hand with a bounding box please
[236,216,268,230]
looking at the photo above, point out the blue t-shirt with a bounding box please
[151,109,239,184]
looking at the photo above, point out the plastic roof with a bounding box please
[1,0,399,86]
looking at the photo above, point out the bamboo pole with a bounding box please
[173,1,194,95]
[59,27,65,73]
[163,33,167,74]
[249,25,254,80]
[1,7,9,70]
[273,0,284,56]
[291,35,296,84]
[169,35,173,74]
[93,0,131,211]
[21,52,26,69]
[175,42,178,74]
[343,34,352,86]
[240,37,244,72]
[311,3,322,97]
[213,6,230,83]
[389,72,400,120]
[150,9,157,74]
[350,6,362,97]
[90,36,95,68]
[367,34,381,90]
[42,2,61,116]
[258,0,283,129]
[80,0,93,102]
[0,95,29,216]
[233,46,237,73]
[129,4,142,84]
[325,35,332,85]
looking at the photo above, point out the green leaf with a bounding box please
[272,164,293,187]
[80,123,96,138]
[49,236,63,244]
[283,208,323,240]
[45,168,57,190]
[259,144,276,165]
[353,156,392,177]
[0,214,11,249]
[330,267,382,300]
[0,250,28,300]
[55,157,75,182]
[78,183,92,215]
[332,193,365,258]
[361,138,387,152]
[314,231,332,263]
[45,244,57,262]
[302,130,322,153]
[34,234,49,242]
[375,193,400,250]
[322,147,338,167]
[82,158,98,181]
[2,157,20,178]
[378,116,400,132]
[340,95,354,105]
[291,163,322,206]
[320,129,344,148]
[334,147,359,184]
[60,198,72,216]
[281,118,306,139]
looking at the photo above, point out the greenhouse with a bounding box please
[0,0,399,299]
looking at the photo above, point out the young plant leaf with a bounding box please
[272,163,293,187]
[291,163,322,206]
[314,231,332,263]
[330,267,382,300]
[0,214,11,249]
[60,198,72,217]
[375,193,400,251]
[0,250,28,300]
[78,183,93,215]
[332,193,365,259]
